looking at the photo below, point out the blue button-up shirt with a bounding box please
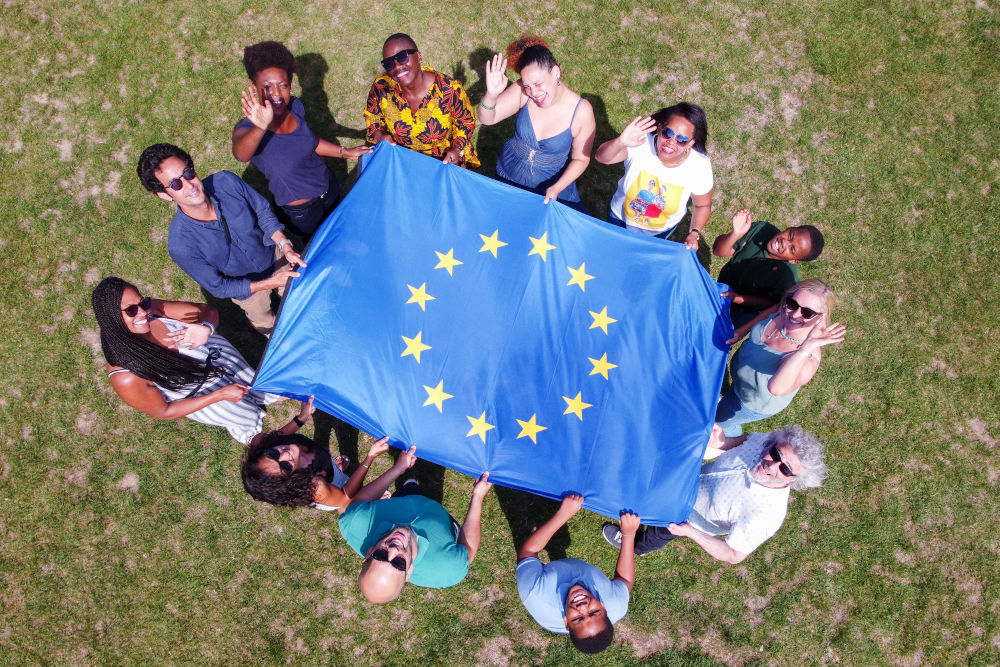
[167,171,284,300]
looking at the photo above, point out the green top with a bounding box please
[718,221,799,313]
[339,496,469,588]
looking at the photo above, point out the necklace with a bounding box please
[779,326,802,343]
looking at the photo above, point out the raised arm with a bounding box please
[349,445,417,504]
[543,99,596,204]
[516,494,584,561]
[712,208,752,257]
[767,321,846,396]
[313,435,390,513]
[477,54,522,126]
[612,512,641,592]
[457,472,493,564]
[315,138,371,160]
[232,84,273,162]
[595,116,655,165]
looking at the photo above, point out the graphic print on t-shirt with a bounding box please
[624,170,684,231]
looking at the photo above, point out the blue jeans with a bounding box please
[715,390,773,437]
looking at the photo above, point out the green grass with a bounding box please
[2,0,999,663]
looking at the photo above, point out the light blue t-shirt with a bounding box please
[338,496,468,588]
[515,558,630,634]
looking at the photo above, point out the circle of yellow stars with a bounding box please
[399,228,620,445]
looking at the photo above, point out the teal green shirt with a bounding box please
[338,496,469,588]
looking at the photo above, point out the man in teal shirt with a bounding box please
[338,445,493,603]
[714,208,824,327]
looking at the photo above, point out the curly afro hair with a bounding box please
[242,41,297,82]
[241,432,320,508]
[504,35,557,74]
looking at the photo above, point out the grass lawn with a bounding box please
[1,0,999,663]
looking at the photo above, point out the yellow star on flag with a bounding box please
[434,248,463,276]
[566,262,593,291]
[562,392,592,421]
[466,411,495,442]
[588,353,618,380]
[528,232,556,261]
[589,306,617,335]
[406,283,435,311]
[422,380,453,412]
[515,414,547,443]
[479,229,508,258]
[400,331,431,363]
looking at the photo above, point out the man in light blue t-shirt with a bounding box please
[516,494,640,655]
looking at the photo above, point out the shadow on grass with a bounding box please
[313,411,360,465]
[495,487,570,561]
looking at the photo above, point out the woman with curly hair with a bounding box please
[596,102,713,248]
[364,33,480,168]
[716,279,847,436]
[478,36,596,213]
[242,433,402,512]
[92,276,287,444]
[233,41,371,239]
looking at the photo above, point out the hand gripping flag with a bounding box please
[253,143,732,525]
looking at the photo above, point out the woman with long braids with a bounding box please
[91,276,286,444]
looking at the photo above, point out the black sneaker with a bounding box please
[602,523,622,550]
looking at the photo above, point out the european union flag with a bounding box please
[253,143,731,525]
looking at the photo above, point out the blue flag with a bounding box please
[253,143,731,525]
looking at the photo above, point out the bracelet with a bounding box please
[277,239,292,252]
[200,321,215,336]
[688,228,703,238]
[479,100,496,111]
[292,415,305,427]
[359,463,370,469]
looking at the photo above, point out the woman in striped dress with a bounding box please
[92,276,285,444]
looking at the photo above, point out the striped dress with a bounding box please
[108,317,280,444]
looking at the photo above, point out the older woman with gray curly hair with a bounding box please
[600,424,827,564]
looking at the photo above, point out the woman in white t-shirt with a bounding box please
[596,102,713,248]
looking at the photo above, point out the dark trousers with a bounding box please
[634,525,686,556]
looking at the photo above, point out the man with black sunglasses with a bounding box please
[713,208,825,328]
[337,446,493,603]
[601,425,827,564]
[137,143,305,337]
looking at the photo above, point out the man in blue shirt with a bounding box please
[516,494,640,655]
[137,143,305,336]
[337,445,494,603]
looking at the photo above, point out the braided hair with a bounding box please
[91,276,221,391]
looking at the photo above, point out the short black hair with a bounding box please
[241,432,321,507]
[569,617,614,654]
[383,33,417,52]
[137,143,193,193]
[242,41,297,81]
[795,225,825,261]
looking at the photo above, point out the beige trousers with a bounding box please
[231,249,288,338]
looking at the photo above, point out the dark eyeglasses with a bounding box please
[381,48,417,72]
[264,447,293,476]
[784,296,821,321]
[165,167,197,192]
[370,548,407,572]
[122,296,151,317]
[768,445,796,477]
[659,126,692,145]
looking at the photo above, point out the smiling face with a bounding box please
[119,287,151,334]
[752,440,802,488]
[256,442,316,477]
[154,156,206,208]
[782,288,826,329]
[518,62,560,108]
[253,66,291,118]
[357,525,417,603]
[655,114,696,165]
[382,38,421,87]
[766,227,814,262]
[563,584,609,637]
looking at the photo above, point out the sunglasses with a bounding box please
[165,167,197,192]
[381,48,417,72]
[370,547,407,572]
[659,126,692,145]
[784,295,821,321]
[768,445,796,477]
[122,296,151,317]
[264,447,293,476]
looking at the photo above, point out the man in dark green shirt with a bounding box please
[713,209,824,327]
